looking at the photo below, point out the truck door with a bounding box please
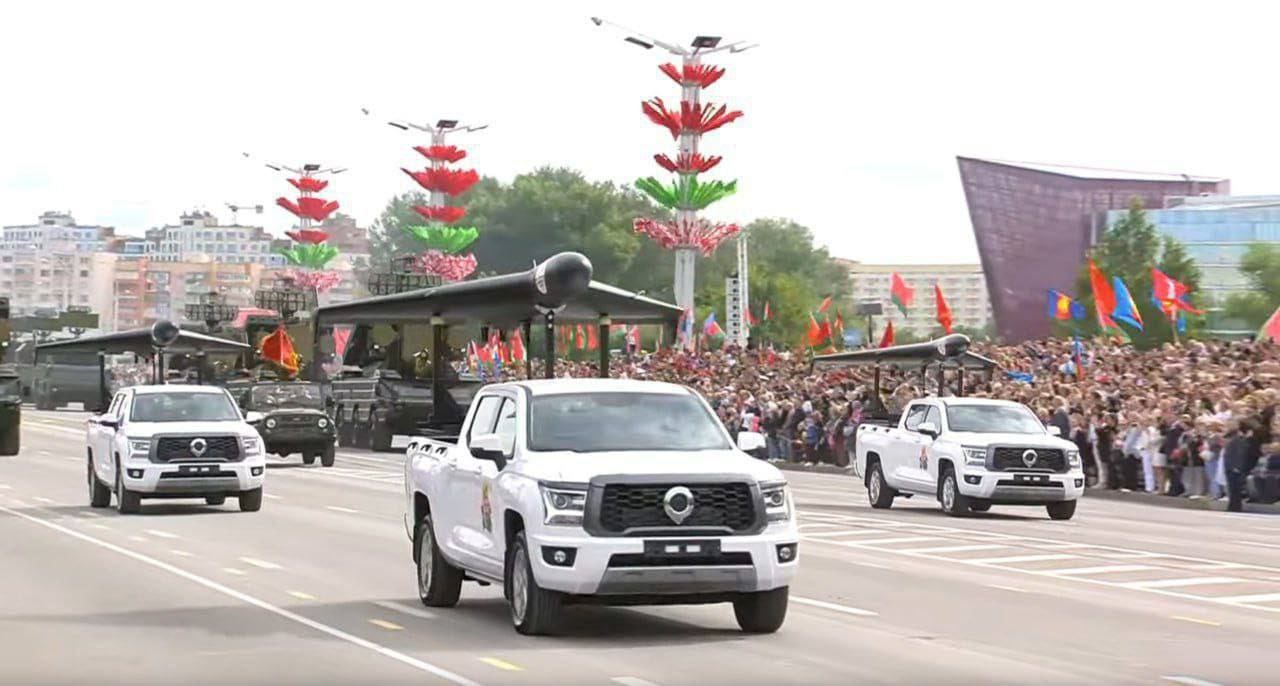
[911,405,944,491]
[473,397,517,571]
[892,404,933,492]
[445,393,504,576]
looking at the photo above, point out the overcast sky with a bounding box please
[2,0,1278,264]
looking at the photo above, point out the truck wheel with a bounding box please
[88,458,111,508]
[320,443,335,468]
[0,426,20,456]
[508,532,561,635]
[867,462,895,509]
[939,469,970,517]
[239,488,263,512]
[354,422,371,450]
[416,512,463,607]
[115,462,141,514]
[969,501,992,513]
[370,422,393,452]
[733,586,789,634]
[1046,500,1077,521]
[302,452,317,465]
[206,495,227,506]
[335,412,351,447]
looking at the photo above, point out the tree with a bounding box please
[1224,243,1280,328]
[1074,198,1202,347]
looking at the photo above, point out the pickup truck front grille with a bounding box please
[992,447,1066,473]
[597,483,757,534]
[154,436,241,462]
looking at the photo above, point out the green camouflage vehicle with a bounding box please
[0,364,20,455]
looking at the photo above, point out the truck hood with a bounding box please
[519,450,785,485]
[123,421,258,439]
[948,432,1076,451]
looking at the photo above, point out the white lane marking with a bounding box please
[838,536,937,546]
[792,596,878,617]
[899,544,1007,554]
[127,535,146,543]
[849,560,893,571]
[326,505,360,514]
[369,619,404,631]
[239,557,283,570]
[90,524,111,531]
[1050,565,1156,576]
[612,678,661,686]
[0,484,10,490]
[37,450,53,456]
[986,584,1030,593]
[796,522,844,531]
[170,550,194,558]
[222,568,247,576]
[803,529,894,538]
[76,511,102,518]
[263,493,283,500]
[288,590,316,600]
[1237,541,1280,550]
[0,504,481,686]
[1219,592,1280,605]
[373,600,437,620]
[1162,676,1224,686]
[1124,577,1243,590]
[970,554,1078,565]
[145,529,179,539]
[1171,616,1222,627]
[33,496,56,504]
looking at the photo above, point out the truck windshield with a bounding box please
[250,383,324,409]
[131,392,241,423]
[946,404,1045,434]
[528,392,731,452]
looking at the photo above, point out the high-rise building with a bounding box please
[957,157,1230,341]
[153,211,285,267]
[94,255,266,331]
[0,212,115,318]
[843,261,992,338]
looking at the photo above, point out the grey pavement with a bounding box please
[2,410,1279,685]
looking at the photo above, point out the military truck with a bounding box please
[31,355,113,410]
[0,364,21,455]
[330,367,482,452]
[235,380,336,466]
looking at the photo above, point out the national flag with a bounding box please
[510,329,526,363]
[1110,277,1144,331]
[474,339,492,364]
[1046,289,1085,321]
[934,284,953,334]
[703,311,725,337]
[575,324,586,350]
[1071,337,1086,381]
[1260,304,1280,343]
[817,295,833,313]
[763,301,772,320]
[807,313,825,347]
[1151,268,1205,315]
[259,325,299,374]
[878,321,895,348]
[332,326,353,360]
[746,309,759,327]
[819,315,833,342]
[465,341,480,374]
[890,273,914,316]
[1088,258,1118,329]
[587,324,599,351]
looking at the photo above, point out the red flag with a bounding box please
[587,324,599,351]
[817,295,833,313]
[511,329,526,363]
[474,339,492,364]
[487,330,503,363]
[763,301,771,320]
[890,273,914,316]
[935,284,953,334]
[259,325,299,374]
[746,309,759,326]
[878,321,895,348]
[575,324,586,350]
[820,315,833,341]
[1152,267,1205,315]
[1088,258,1118,329]
[1261,304,1280,343]
[807,313,825,347]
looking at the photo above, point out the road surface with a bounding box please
[2,409,1278,685]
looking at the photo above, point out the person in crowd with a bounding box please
[1223,420,1253,513]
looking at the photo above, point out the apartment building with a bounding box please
[843,261,993,337]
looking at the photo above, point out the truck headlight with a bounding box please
[129,439,152,455]
[318,417,329,428]
[761,482,793,522]
[1066,449,1081,468]
[265,418,277,429]
[962,446,987,466]
[241,436,263,456]
[540,485,587,526]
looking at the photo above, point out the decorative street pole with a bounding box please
[592,17,756,347]
[267,162,346,299]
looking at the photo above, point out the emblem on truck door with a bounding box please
[663,486,695,525]
[1021,449,1038,468]
[190,438,207,457]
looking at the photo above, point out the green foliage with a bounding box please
[402,225,479,254]
[634,175,738,211]
[1224,242,1280,328]
[1074,198,1203,347]
[278,243,338,269]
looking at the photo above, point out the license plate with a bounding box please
[1014,474,1049,483]
[644,539,720,557]
[179,465,216,474]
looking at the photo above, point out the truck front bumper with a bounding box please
[958,468,1085,503]
[121,455,267,496]
[527,522,799,596]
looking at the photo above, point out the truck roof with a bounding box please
[915,397,1025,407]
[501,378,693,397]
[130,384,230,395]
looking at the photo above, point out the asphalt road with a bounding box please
[3,409,1279,686]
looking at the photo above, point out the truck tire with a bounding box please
[370,422,393,452]
[335,410,352,447]
[1046,500,1077,521]
[115,462,141,514]
[239,488,263,512]
[733,586,789,634]
[867,462,895,509]
[302,452,317,465]
[416,512,463,607]
[508,532,562,635]
[969,500,992,513]
[320,443,335,468]
[88,458,111,508]
[939,468,970,517]
[354,420,371,450]
[206,495,227,506]
[0,425,18,456]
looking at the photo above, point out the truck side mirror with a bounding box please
[737,431,766,453]
[244,411,264,425]
[469,433,507,469]
[917,421,939,439]
[1047,425,1062,437]
[98,418,119,430]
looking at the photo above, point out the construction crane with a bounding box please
[226,203,263,225]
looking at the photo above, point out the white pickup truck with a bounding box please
[855,397,1084,519]
[403,378,799,635]
[86,384,267,514]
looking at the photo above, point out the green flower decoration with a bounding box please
[635,175,738,211]
[402,225,479,254]
[278,243,339,269]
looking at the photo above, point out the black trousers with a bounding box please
[1226,468,1247,512]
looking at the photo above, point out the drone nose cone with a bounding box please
[534,252,593,304]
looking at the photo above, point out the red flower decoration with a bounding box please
[284,269,342,293]
[411,250,477,281]
[633,217,740,255]
[276,196,340,222]
[288,177,329,193]
[413,145,467,163]
[654,152,722,174]
[413,205,467,224]
[642,98,743,139]
[286,229,330,244]
[658,63,726,89]
[402,168,480,196]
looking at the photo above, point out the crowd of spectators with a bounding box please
[501,336,1279,511]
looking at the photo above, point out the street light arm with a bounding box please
[589,15,687,56]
